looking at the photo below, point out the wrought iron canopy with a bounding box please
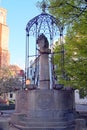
[26,12,61,39]
[25,2,64,84]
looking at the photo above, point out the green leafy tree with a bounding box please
[0,67,21,94]
[45,0,87,96]
[47,0,87,25]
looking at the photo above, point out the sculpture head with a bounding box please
[36,33,49,50]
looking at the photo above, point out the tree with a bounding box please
[47,0,87,25]
[0,67,21,94]
[45,0,87,96]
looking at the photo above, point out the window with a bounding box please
[10,93,13,98]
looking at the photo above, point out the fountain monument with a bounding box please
[11,1,75,130]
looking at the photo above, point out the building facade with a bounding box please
[0,8,10,67]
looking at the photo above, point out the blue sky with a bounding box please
[0,0,42,69]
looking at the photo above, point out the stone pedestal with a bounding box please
[11,89,75,130]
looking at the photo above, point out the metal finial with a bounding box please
[41,0,47,12]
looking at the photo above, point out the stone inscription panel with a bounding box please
[37,92,53,110]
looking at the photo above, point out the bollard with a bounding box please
[0,119,9,130]
[75,118,86,130]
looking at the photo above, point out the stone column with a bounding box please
[37,34,51,89]
[39,49,51,89]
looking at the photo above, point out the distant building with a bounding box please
[7,65,23,102]
[8,64,22,77]
[29,58,39,86]
[0,8,23,103]
[75,89,87,104]
[0,8,10,67]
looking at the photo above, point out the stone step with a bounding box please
[21,117,68,122]
[18,120,75,128]
[14,124,75,130]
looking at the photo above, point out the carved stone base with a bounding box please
[11,89,75,130]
